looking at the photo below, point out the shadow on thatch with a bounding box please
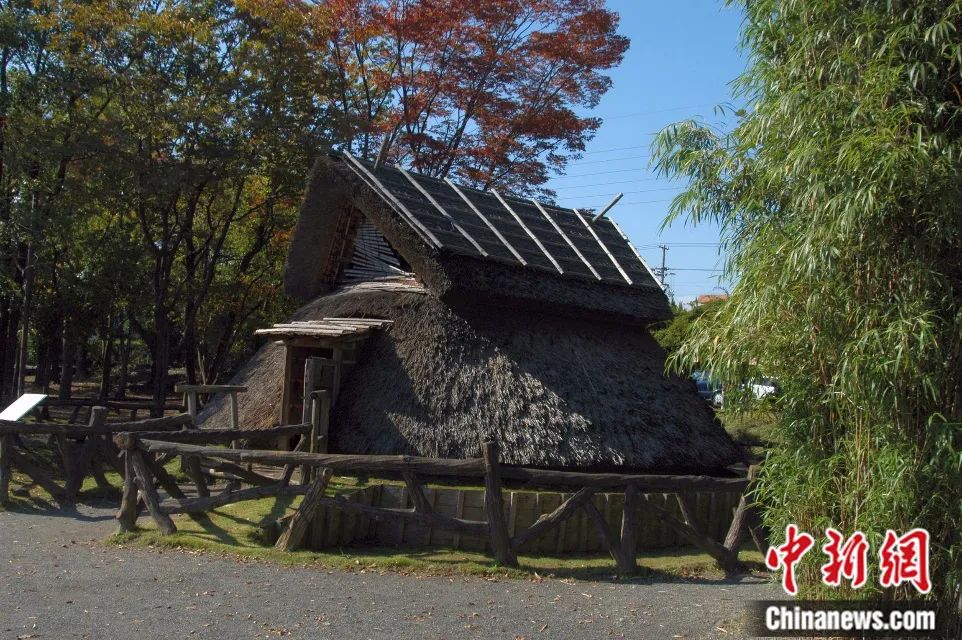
[202,285,742,473]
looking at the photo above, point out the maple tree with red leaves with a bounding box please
[319,0,629,197]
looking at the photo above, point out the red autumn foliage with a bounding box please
[320,0,629,197]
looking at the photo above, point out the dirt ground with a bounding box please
[0,501,781,639]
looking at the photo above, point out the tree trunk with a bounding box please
[99,321,114,400]
[151,310,170,417]
[75,340,88,381]
[115,321,130,400]
[14,244,34,397]
[0,298,11,404]
[182,320,197,386]
[1,291,21,404]
[59,330,75,401]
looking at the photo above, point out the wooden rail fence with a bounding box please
[0,410,192,506]
[36,398,185,424]
[112,433,766,574]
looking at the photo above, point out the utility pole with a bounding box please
[656,244,669,287]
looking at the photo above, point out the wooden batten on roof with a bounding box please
[284,152,672,324]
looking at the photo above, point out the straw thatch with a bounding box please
[201,281,742,473]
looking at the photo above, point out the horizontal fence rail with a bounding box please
[0,409,194,506]
[111,434,765,574]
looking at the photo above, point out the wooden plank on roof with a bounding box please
[342,152,442,249]
[322,318,392,325]
[530,199,602,280]
[491,190,564,275]
[256,329,351,337]
[398,167,487,257]
[608,219,663,289]
[608,218,663,289]
[444,179,527,266]
[573,209,633,285]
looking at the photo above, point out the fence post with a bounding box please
[619,484,640,573]
[128,448,177,535]
[64,406,109,500]
[275,468,333,551]
[724,465,763,555]
[116,449,139,532]
[482,441,518,567]
[180,392,209,498]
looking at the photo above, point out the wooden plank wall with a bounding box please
[305,484,741,553]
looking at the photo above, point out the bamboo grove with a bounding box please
[653,0,962,629]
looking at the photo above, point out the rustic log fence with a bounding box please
[111,431,766,573]
[35,398,185,424]
[0,410,192,506]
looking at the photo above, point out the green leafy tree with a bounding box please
[653,1,962,626]
[652,298,725,359]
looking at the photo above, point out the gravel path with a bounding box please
[1,502,778,639]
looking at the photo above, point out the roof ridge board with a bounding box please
[373,175,519,255]
[401,180,568,261]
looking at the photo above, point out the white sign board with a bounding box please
[0,393,47,421]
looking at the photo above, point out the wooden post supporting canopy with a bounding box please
[310,390,331,455]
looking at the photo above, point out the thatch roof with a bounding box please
[284,153,671,325]
[200,282,742,473]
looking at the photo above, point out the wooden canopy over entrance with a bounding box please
[254,318,393,341]
[255,318,393,432]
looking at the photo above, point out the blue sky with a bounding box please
[546,1,746,304]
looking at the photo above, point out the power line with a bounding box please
[553,177,667,190]
[577,143,652,155]
[565,153,652,166]
[635,242,721,248]
[566,186,680,200]
[552,167,653,180]
[618,198,674,206]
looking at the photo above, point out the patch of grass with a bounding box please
[718,409,779,455]
[105,495,766,582]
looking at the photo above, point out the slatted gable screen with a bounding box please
[340,222,412,283]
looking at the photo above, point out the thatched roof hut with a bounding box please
[200,152,742,473]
